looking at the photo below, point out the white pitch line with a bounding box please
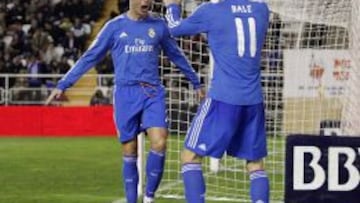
[111,179,183,203]
[111,198,126,203]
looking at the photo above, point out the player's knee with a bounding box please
[150,137,167,152]
[246,159,265,173]
[181,149,201,164]
[122,139,138,156]
[148,127,168,152]
[123,149,137,157]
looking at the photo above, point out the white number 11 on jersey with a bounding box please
[235,17,257,58]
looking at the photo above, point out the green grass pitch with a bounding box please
[0,136,284,203]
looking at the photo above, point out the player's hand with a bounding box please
[45,88,63,105]
[196,87,206,101]
[163,0,181,6]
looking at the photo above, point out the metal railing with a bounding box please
[0,73,203,106]
[0,74,114,106]
[0,72,281,106]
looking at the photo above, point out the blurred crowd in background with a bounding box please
[0,0,103,90]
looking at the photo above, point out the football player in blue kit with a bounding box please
[46,0,205,202]
[164,0,270,202]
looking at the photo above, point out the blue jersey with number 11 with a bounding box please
[166,0,269,105]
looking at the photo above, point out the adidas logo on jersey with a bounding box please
[198,144,207,151]
[119,32,128,38]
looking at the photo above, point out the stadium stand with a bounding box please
[0,0,104,105]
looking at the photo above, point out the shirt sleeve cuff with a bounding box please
[56,82,68,91]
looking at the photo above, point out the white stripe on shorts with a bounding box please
[112,86,120,139]
[188,98,212,148]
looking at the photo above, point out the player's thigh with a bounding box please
[185,98,241,158]
[113,86,144,143]
[227,103,267,160]
[147,127,168,152]
[142,86,167,130]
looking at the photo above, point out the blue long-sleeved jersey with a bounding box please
[166,0,269,105]
[57,14,201,90]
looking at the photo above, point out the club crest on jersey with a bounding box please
[148,28,156,38]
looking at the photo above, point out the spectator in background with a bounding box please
[61,31,78,58]
[27,52,48,101]
[27,52,47,87]
[1,53,14,87]
[70,17,90,51]
[8,19,26,54]
[43,41,64,64]
[59,17,73,32]
[8,56,26,77]
[31,27,53,53]
[90,89,110,106]
[44,21,65,45]
[12,74,31,104]
[56,56,72,74]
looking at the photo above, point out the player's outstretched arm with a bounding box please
[46,21,115,105]
[45,88,63,105]
[56,21,115,91]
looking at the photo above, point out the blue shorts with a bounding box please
[185,98,267,161]
[113,83,167,143]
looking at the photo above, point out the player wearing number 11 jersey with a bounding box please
[164,0,270,202]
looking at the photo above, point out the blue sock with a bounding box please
[182,163,205,203]
[145,150,165,198]
[122,156,138,203]
[250,170,269,203]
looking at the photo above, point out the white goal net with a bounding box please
[146,0,360,202]
[341,1,360,136]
